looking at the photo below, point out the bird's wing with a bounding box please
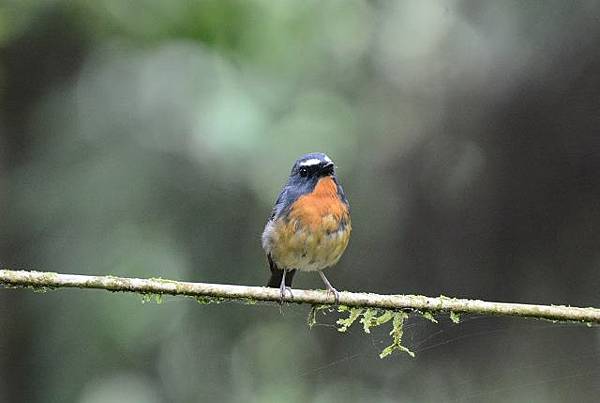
[269,186,290,220]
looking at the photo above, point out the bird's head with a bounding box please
[289,152,335,182]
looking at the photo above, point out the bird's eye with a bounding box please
[299,167,309,177]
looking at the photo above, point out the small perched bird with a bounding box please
[262,152,351,303]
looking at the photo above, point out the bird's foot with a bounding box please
[325,285,340,305]
[279,283,293,303]
[277,269,294,303]
[319,271,340,304]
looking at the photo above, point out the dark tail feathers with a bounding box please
[266,254,296,288]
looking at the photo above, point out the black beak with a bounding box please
[319,161,335,175]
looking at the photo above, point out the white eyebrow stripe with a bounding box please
[323,155,332,163]
[299,158,322,167]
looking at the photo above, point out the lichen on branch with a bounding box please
[1,269,600,357]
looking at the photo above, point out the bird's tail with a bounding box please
[266,255,296,288]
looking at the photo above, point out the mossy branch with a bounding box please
[2,269,600,324]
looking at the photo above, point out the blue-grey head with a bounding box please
[289,152,335,182]
[269,152,347,218]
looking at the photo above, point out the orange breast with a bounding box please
[289,176,349,231]
[265,176,351,271]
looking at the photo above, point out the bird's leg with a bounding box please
[319,271,340,304]
[279,269,293,302]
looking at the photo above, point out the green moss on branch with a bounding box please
[2,268,600,358]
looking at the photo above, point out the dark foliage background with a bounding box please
[1,1,600,402]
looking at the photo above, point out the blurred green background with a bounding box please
[1,1,600,402]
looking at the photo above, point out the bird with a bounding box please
[262,152,351,303]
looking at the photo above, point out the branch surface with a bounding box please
[1,269,599,324]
